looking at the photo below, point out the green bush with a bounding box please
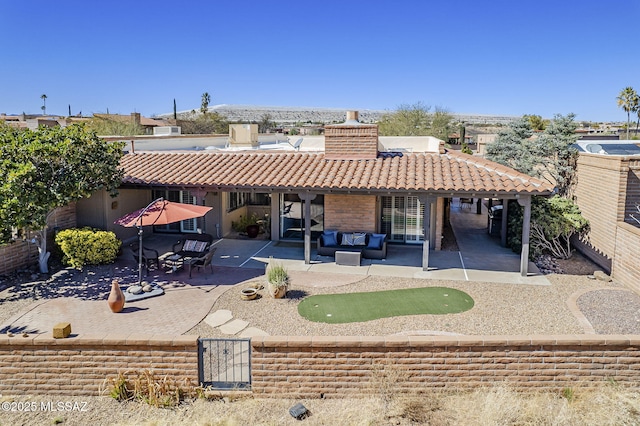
[55,228,121,268]
[506,196,588,259]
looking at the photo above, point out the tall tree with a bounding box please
[201,92,211,115]
[523,114,548,131]
[378,102,453,139]
[0,124,124,272]
[40,94,47,115]
[617,86,638,139]
[257,113,274,133]
[485,113,579,197]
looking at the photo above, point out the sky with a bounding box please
[1,0,638,122]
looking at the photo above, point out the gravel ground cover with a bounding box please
[186,273,626,338]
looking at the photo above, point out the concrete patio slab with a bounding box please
[219,319,249,335]
[204,310,233,328]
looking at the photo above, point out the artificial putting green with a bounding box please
[297,287,474,324]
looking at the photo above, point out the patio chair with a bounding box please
[130,242,160,275]
[187,247,217,278]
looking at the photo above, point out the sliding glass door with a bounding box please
[151,189,198,233]
[381,196,424,244]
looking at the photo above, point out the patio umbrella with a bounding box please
[115,198,213,285]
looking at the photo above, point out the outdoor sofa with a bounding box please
[171,233,214,258]
[317,231,387,259]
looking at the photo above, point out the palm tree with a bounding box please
[40,94,47,116]
[617,87,638,139]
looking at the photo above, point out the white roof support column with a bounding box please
[298,192,317,264]
[518,195,532,276]
[419,195,434,271]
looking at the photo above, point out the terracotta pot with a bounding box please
[107,279,125,313]
[269,284,287,299]
[241,288,258,300]
[246,224,259,238]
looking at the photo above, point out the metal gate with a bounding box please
[198,338,251,390]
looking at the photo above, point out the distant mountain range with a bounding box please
[157,104,519,125]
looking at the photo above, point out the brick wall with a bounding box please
[251,335,640,397]
[3,333,640,397]
[0,334,198,396]
[324,194,377,233]
[0,203,77,276]
[0,240,39,275]
[574,155,640,282]
[574,154,628,269]
[324,124,378,160]
[613,221,640,293]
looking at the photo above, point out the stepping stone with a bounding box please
[239,327,269,338]
[205,310,233,328]
[219,319,248,335]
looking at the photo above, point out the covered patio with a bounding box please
[132,198,548,286]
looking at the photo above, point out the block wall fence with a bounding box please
[0,203,76,276]
[250,335,640,397]
[0,334,199,396]
[574,154,640,290]
[2,334,640,396]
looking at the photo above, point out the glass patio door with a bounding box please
[381,196,424,244]
[152,189,198,233]
[405,196,424,243]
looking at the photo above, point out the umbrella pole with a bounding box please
[134,197,164,286]
[138,226,144,286]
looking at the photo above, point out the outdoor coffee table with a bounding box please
[335,250,361,266]
[164,254,184,271]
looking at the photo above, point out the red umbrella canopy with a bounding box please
[115,199,212,227]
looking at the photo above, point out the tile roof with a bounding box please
[119,150,554,195]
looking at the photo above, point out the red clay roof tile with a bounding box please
[119,150,554,195]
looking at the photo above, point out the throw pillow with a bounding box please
[372,233,387,242]
[322,231,337,247]
[367,235,383,250]
[341,233,354,246]
[193,241,208,252]
[183,240,197,251]
[352,232,366,246]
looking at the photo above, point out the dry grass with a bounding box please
[2,383,640,425]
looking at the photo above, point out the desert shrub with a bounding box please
[105,370,204,407]
[266,262,288,287]
[55,227,121,268]
[506,196,588,259]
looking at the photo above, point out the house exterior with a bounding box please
[77,112,553,274]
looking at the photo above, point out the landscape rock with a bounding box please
[593,270,612,282]
[127,285,143,294]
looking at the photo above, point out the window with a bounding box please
[227,192,247,212]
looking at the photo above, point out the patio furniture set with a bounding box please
[130,233,216,278]
[317,230,387,266]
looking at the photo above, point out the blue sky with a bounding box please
[1,0,637,122]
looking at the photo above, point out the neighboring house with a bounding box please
[77,112,553,274]
[573,140,640,292]
[92,113,169,134]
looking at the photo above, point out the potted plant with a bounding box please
[232,213,260,238]
[266,261,289,298]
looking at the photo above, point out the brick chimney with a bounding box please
[324,111,379,160]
